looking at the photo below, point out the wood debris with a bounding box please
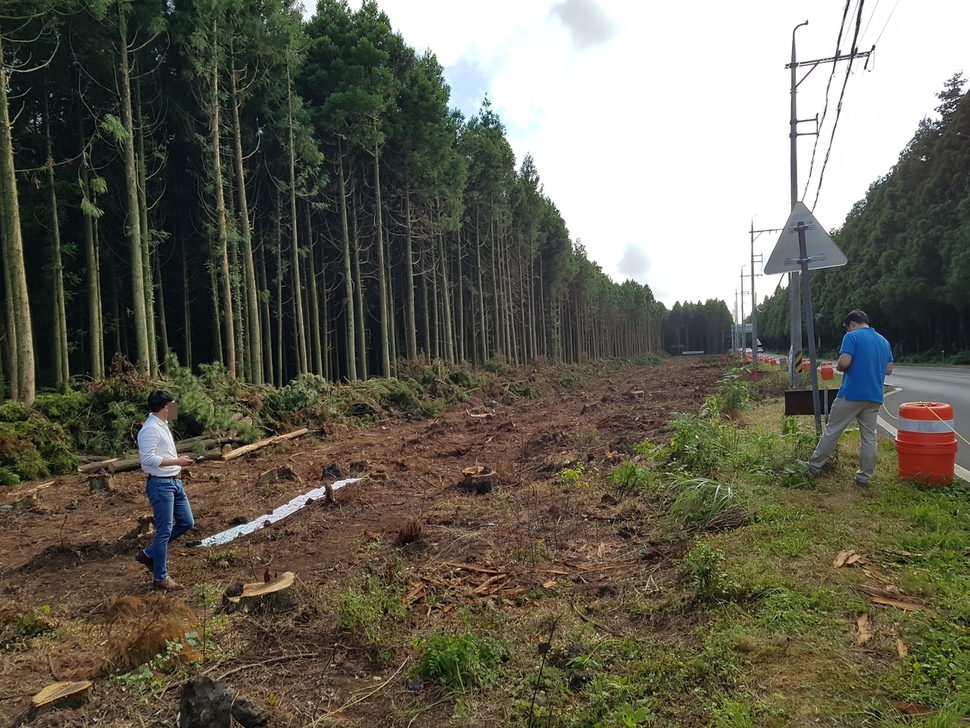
[896,637,908,660]
[855,613,874,645]
[890,700,934,716]
[833,550,863,568]
[851,584,931,612]
[31,681,92,709]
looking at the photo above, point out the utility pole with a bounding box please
[740,266,747,358]
[733,290,740,352]
[750,216,782,381]
[786,20,873,385]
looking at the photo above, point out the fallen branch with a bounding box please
[471,573,509,595]
[570,602,621,637]
[2,480,55,503]
[334,657,410,714]
[221,428,309,461]
[440,561,503,575]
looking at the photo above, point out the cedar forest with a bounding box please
[0,0,968,407]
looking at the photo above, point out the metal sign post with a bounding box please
[795,223,823,434]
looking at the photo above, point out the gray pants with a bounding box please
[808,398,881,484]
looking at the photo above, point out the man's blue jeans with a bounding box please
[145,477,194,581]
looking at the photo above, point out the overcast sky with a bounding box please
[325,1,969,317]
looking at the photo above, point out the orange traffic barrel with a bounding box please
[820,362,834,380]
[894,402,958,485]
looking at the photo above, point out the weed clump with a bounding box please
[413,629,506,691]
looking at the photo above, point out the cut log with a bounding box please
[78,458,119,474]
[107,457,143,474]
[78,438,238,473]
[31,681,92,710]
[221,429,309,462]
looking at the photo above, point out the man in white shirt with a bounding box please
[136,389,195,590]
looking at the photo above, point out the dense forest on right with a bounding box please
[758,74,970,361]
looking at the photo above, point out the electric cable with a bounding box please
[812,0,867,210]
[871,0,901,47]
[801,0,852,202]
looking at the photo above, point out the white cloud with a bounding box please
[617,243,650,281]
[549,0,619,49]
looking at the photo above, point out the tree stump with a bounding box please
[30,681,92,717]
[88,474,113,492]
[222,571,296,613]
[460,466,498,494]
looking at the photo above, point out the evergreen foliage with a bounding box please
[759,74,970,357]
[0,0,675,399]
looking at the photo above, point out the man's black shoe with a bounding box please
[135,550,154,572]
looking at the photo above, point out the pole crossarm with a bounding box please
[787,46,874,88]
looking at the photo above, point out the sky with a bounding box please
[321,0,970,317]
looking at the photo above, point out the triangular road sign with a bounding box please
[763,202,847,274]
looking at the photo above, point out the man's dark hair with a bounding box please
[147,389,175,413]
[844,309,870,326]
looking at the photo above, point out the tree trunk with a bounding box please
[351,196,366,379]
[257,242,273,386]
[0,26,35,403]
[403,187,417,359]
[230,66,262,383]
[181,229,192,369]
[438,225,454,364]
[43,90,69,389]
[286,68,307,376]
[134,80,157,377]
[78,113,104,379]
[336,147,357,381]
[304,204,323,375]
[372,135,390,377]
[155,250,169,369]
[210,23,236,378]
[117,4,150,374]
[274,191,283,385]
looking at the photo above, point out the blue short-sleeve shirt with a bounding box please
[838,327,893,403]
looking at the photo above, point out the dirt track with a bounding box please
[0,355,728,727]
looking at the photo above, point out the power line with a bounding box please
[801,0,852,201]
[872,0,901,47]
[812,0,868,210]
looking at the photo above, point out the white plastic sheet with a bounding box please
[199,477,360,547]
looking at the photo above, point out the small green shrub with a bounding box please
[337,570,412,648]
[557,463,588,489]
[609,459,655,491]
[681,541,740,605]
[662,413,732,475]
[667,477,741,531]
[414,629,506,691]
[1,605,56,648]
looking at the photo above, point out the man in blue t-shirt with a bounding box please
[799,310,894,487]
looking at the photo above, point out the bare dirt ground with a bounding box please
[0,356,730,727]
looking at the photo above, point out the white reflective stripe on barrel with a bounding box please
[897,417,955,433]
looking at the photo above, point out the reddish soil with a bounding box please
[0,356,728,727]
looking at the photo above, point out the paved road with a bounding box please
[882,365,970,475]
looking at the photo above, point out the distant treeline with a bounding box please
[757,74,970,361]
